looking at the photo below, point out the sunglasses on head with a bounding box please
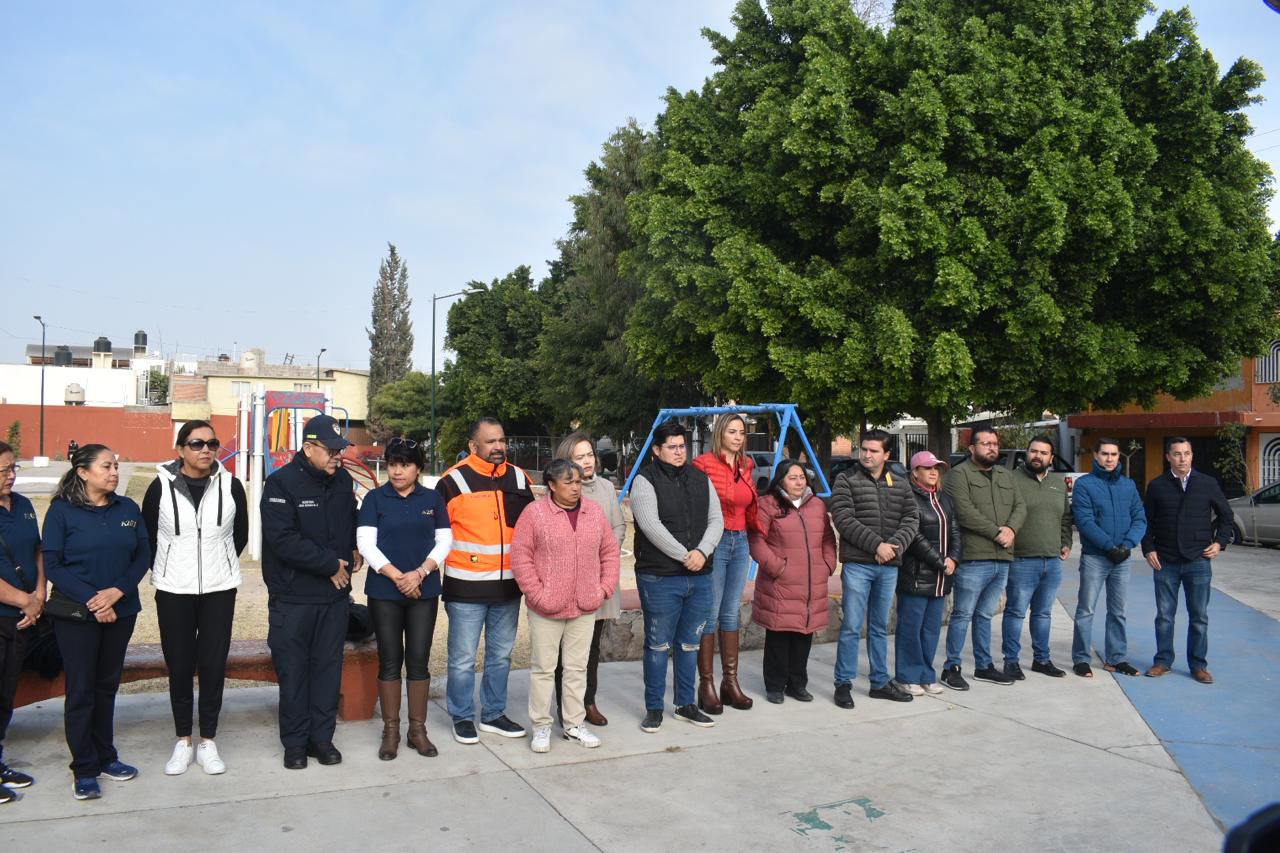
[183,439,221,451]
[389,437,419,449]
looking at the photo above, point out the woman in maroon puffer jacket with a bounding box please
[749,460,837,704]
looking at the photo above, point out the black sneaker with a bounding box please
[1032,660,1066,678]
[869,683,913,702]
[0,785,14,805]
[452,720,480,745]
[306,742,342,765]
[1003,662,1026,681]
[766,691,785,704]
[784,687,814,702]
[0,762,34,789]
[940,667,969,691]
[833,683,855,709]
[640,710,663,733]
[673,704,715,728]
[973,666,1015,685]
[478,715,527,738]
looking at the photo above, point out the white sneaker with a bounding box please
[902,683,925,696]
[924,682,944,695]
[563,725,600,749]
[196,740,226,775]
[164,740,194,776]
[530,726,552,754]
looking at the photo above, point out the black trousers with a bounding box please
[762,629,814,693]
[53,615,137,778]
[555,619,605,708]
[369,597,439,681]
[155,588,237,739]
[0,616,30,762]
[267,597,346,748]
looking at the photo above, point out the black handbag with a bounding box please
[43,588,93,622]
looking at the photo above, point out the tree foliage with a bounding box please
[627,0,1278,456]
[536,121,701,442]
[368,370,437,444]
[366,242,414,438]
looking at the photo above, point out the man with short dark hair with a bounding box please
[1071,438,1146,678]
[630,421,724,733]
[438,417,534,744]
[1002,435,1073,679]
[1141,438,1232,684]
[261,414,360,769]
[829,429,919,707]
[942,428,1026,689]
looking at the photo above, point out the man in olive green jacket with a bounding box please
[1002,436,1073,680]
[941,428,1027,690]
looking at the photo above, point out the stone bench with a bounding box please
[15,638,380,721]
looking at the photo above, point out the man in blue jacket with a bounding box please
[1141,437,1233,684]
[1070,438,1147,678]
[261,415,360,769]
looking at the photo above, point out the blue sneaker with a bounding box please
[98,761,138,781]
[73,777,102,800]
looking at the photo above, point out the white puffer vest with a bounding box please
[151,460,242,594]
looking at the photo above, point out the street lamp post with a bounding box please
[316,347,326,384]
[33,315,46,459]
[430,288,474,474]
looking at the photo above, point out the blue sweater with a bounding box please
[0,493,41,618]
[1071,463,1147,556]
[42,495,151,617]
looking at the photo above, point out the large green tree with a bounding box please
[537,121,701,443]
[368,370,437,443]
[627,0,1278,458]
[366,242,414,439]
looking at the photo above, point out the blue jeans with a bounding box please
[636,572,711,710]
[1152,557,1212,672]
[895,594,945,685]
[1072,554,1130,666]
[445,599,520,723]
[705,529,750,633]
[944,560,1008,671]
[834,562,897,689]
[1002,557,1063,665]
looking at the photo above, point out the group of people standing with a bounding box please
[0,412,1234,803]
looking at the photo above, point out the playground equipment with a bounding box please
[227,387,377,560]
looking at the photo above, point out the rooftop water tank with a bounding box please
[53,345,73,366]
[133,330,147,354]
[65,383,85,405]
[93,336,112,354]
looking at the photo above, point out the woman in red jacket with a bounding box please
[692,414,758,713]
[511,459,620,754]
[748,460,837,704]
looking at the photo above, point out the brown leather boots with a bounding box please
[379,679,437,759]
[718,630,753,710]
[406,679,438,757]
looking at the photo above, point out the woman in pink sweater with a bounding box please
[511,459,620,754]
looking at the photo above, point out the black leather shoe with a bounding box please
[1032,660,1066,678]
[283,747,307,770]
[306,742,342,765]
[869,683,913,702]
[785,687,814,702]
[766,691,785,704]
[833,683,855,709]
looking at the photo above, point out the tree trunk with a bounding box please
[925,409,953,461]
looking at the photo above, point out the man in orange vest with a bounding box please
[438,417,534,745]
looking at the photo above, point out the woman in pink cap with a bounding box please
[894,451,961,694]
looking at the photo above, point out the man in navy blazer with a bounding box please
[1140,437,1233,684]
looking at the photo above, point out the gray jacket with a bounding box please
[829,463,919,565]
[581,475,626,620]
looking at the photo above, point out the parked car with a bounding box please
[1228,482,1279,546]
[949,448,1080,499]
[746,451,816,494]
[827,455,908,483]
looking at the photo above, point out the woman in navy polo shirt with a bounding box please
[0,440,43,803]
[356,438,451,760]
[43,444,150,801]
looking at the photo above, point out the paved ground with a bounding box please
[2,536,1274,850]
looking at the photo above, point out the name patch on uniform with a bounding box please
[268,497,287,504]
[421,508,435,517]
[120,520,137,528]
[298,500,320,508]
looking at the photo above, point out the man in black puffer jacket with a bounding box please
[829,430,919,708]
[261,415,359,770]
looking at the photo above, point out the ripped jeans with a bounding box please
[636,571,712,711]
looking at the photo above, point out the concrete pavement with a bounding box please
[1,601,1227,852]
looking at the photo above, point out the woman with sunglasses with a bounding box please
[44,444,150,800]
[356,437,451,759]
[141,421,248,776]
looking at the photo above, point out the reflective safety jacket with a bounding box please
[436,454,534,604]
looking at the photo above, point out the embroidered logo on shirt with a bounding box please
[268,497,287,504]
[120,520,137,528]
[421,508,435,517]
[298,499,320,509]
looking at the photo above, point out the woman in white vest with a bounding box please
[141,420,248,776]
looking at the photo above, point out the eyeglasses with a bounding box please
[183,439,221,451]
[306,442,343,458]
[660,443,687,453]
[388,437,419,449]
[0,464,20,477]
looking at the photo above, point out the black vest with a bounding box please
[633,458,711,576]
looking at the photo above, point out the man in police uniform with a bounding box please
[261,414,359,769]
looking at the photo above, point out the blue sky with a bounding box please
[1,1,1277,374]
